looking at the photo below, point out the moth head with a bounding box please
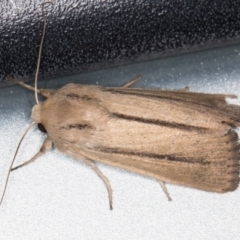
[31,103,42,125]
[31,103,48,133]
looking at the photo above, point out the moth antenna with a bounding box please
[0,1,54,207]
[0,122,35,206]
[34,1,54,104]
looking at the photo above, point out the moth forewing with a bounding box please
[31,83,240,197]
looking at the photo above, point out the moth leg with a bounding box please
[83,159,113,210]
[6,76,55,98]
[158,181,172,201]
[11,137,52,171]
[123,75,142,88]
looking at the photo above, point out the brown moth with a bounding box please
[1,2,240,209]
[3,76,240,209]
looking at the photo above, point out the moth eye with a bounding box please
[38,123,47,133]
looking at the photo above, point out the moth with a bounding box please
[1,2,239,209]
[2,76,240,209]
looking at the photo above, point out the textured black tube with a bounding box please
[0,0,240,86]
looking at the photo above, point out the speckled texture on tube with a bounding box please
[1,0,240,85]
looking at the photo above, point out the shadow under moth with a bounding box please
[1,2,239,209]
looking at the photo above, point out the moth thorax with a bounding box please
[31,103,42,123]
